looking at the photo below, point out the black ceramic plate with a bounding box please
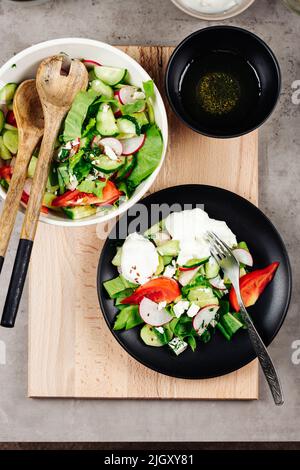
[97,185,292,379]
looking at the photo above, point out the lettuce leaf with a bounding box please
[63,89,98,142]
[113,305,143,331]
[127,124,163,190]
[104,275,137,299]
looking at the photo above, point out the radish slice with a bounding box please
[139,297,173,326]
[83,59,102,68]
[113,91,122,117]
[122,135,145,156]
[209,276,226,290]
[232,248,253,267]
[99,137,123,157]
[178,267,199,287]
[119,85,138,105]
[23,178,32,196]
[114,90,121,102]
[193,305,219,335]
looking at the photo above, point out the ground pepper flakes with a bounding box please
[198,72,240,115]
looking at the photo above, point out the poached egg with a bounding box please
[165,208,237,265]
[121,232,159,285]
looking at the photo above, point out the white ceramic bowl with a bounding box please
[0,38,168,226]
[171,0,255,20]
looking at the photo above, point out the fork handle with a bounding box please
[239,303,284,405]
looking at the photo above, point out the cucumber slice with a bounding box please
[205,257,220,279]
[96,103,118,136]
[27,156,38,178]
[155,255,165,275]
[144,222,161,238]
[188,286,219,308]
[240,267,247,277]
[94,66,127,86]
[0,83,17,102]
[130,111,149,128]
[182,257,209,269]
[92,154,125,173]
[115,154,135,181]
[140,324,164,347]
[112,247,122,267]
[117,115,140,136]
[91,79,113,99]
[88,69,97,81]
[221,313,243,336]
[63,205,97,220]
[0,136,12,160]
[157,240,180,257]
[163,255,173,266]
[3,130,18,154]
[216,322,232,341]
[43,192,60,210]
[4,123,17,131]
[0,110,4,133]
[238,241,249,251]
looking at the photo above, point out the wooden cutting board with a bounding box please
[28,46,258,399]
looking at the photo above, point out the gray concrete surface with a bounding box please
[0,0,299,442]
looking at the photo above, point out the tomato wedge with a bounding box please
[52,180,121,207]
[229,262,279,312]
[121,277,181,305]
[0,165,13,181]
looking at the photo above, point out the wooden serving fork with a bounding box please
[1,56,88,328]
[0,80,44,274]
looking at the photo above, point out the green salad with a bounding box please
[0,59,163,219]
[103,208,279,356]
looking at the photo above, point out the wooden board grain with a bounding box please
[28,46,259,399]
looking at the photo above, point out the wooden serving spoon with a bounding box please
[0,80,44,275]
[1,56,88,328]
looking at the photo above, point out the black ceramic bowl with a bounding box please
[165,26,281,138]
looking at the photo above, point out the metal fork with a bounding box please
[207,231,284,406]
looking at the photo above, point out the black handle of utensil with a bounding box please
[1,239,33,328]
[0,256,4,275]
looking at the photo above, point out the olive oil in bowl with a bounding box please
[179,50,262,135]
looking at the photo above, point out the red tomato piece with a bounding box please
[121,277,181,305]
[229,262,280,312]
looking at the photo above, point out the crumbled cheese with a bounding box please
[155,327,164,335]
[158,301,167,311]
[86,173,97,181]
[187,303,200,318]
[173,300,190,318]
[163,261,176,278]
[104,145,118,161]
[64,141,72,150]
[168,337,188,356]
[66,173,78,190]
